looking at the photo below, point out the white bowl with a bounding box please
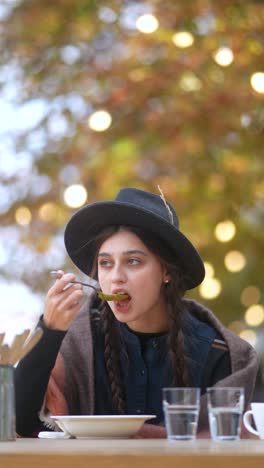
[50,415,156,439]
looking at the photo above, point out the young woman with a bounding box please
[15,187,258,437]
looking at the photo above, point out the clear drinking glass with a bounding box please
[207,387,244,441]
[162,387,200,440]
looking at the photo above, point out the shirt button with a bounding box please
[140,369,145,376]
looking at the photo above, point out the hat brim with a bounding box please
[64,201,205,290]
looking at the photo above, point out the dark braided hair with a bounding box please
[164,265,190,386]
[91,225,190,413]
[101,303,126,414]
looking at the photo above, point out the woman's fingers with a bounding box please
[48,300,83,331]
[44,273,84,331]
[48,272,76,295]
[54,285,83,312]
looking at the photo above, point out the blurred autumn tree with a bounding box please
[0,0,263,331]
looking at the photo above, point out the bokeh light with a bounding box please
[250,72,264,93]
[136,14,159,33]
[64,184,88,208]
[179,72,202,92]
[224,250,246,272]
[15,206,32,226]
[214,220,236,242]
[213,47,234,66]
[172,32,194,48]
[240,286,261,307]
[204,262,215,278]
[199,277,222,299]
[88,110,112,132]
[38,202,59,222]
[245,305,264,327]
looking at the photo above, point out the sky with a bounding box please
[0,79,49,342]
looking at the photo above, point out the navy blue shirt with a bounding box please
[92,311,231,424]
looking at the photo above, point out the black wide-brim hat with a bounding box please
[64,188,205,290]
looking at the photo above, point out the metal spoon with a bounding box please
[50,271,129,302]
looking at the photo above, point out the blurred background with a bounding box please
[0,0,263,395]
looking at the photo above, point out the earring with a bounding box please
[164,279,169,284]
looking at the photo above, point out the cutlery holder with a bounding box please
[0,365,16,441]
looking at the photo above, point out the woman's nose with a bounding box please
[111,264,126,283]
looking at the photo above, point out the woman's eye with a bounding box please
[128,258,140,265]
[98,260,112,268]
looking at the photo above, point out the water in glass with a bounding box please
[209,407,242,441]
[164,404,199,440]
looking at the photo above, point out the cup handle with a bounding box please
[243,410,259,436]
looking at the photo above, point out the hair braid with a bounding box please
[165,271,190,387]
[101,304,126,414]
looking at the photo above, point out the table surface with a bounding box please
[1,438,264,468]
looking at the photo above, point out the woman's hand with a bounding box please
[43,270,84,331]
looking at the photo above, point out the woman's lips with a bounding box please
[110,290,131,310]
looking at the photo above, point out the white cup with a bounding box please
[243,403,264,440]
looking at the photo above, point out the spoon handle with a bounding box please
[71,280,98,292]
[49,271,127,301]
[50,271,99,292]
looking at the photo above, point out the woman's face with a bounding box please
[97,230,170,333]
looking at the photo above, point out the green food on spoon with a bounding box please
[98,292,129,301]
[49,271,129,302]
